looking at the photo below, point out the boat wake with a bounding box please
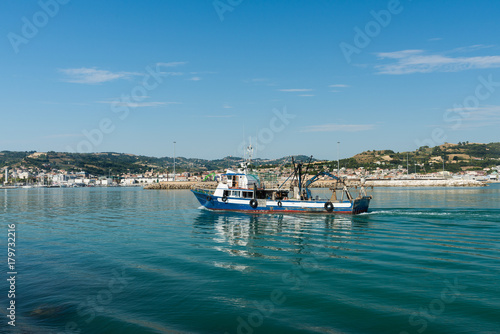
[362,209,453,217]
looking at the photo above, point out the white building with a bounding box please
[97,178,113,186]
[74,178,85,185]
[52,174,69,183]
[18,171,30,179]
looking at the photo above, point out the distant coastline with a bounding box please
[144,178,487,190]
[1,179,487,190]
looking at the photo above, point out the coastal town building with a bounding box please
[1,163,499,188]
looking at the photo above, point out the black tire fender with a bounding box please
[324,202,334,212]
[206,195,212,201]
[277,200,282,207]
[249,199,258,209]
[222,195,228,203]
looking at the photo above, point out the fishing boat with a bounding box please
[192,151,372,214]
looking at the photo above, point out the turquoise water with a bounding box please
[1,185,499,334]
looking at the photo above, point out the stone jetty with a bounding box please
[144,178,486,190]
[363,179,486,187]
[145,181,218,190]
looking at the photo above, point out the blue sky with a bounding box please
[1,0,500,160]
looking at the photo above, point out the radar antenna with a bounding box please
[246,144,253,163]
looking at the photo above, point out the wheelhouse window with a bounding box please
[223,190,229,197]
[242,191,253,198]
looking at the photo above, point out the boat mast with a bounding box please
[301,156,313,199]
[301,157,312,185]
[297,162,302,199]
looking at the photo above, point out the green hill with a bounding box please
[1,142,499,176]
[0,151,319,176]
[349,142,500,172]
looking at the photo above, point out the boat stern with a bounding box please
[352,196,372,214]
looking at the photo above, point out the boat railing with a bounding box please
[192,188,214,195]
[257,172,279,188]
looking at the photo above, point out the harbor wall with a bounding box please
[363,179,486,187]
[144,179,486,190]
[145,181,218,190]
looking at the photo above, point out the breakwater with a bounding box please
[364,179,486,187]
[145,181,218,190]
[144,179,486,190]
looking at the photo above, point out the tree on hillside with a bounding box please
[432,146,442,155]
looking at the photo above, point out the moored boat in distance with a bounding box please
[192,152,372,214]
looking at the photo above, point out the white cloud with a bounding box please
[449,44,495,54]
[376,49,500,74]
[250,78,268,82]
[447,105,500,128]
[468,105,500,118]
[301,123,376,132]
[299,94,315,97]
[59,68,138,84]
[154,62,188,76]
[243,78,277,86]
[188,76,201,81]
[278,88,313,92]
[328,84,350,88]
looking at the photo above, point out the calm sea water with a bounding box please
[1,185,499,334]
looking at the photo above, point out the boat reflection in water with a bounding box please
[192,209,371,250]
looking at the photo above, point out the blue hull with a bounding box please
[191,190,370,214]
